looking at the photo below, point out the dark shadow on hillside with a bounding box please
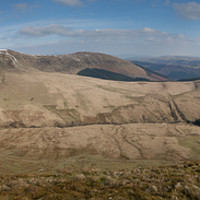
[192,119,200,126]
[77,68,150,82]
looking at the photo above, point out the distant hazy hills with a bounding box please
[0,49,167,81]
[129,56,200,80]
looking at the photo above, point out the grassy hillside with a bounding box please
[0,72,199,128]
[0,54,200,198]
[0,123,200,175]
[0,71,200,175]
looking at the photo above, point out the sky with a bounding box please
[1,0,200,57]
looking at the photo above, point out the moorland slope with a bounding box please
[0,50,199,174]
[0,49,167,81]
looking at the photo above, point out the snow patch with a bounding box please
[0,49,18,65]
[0,49,8,52]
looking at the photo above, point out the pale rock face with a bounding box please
[0,49,18,68]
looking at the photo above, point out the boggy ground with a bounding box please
[0,161,200,200]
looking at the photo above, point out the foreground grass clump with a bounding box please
[0,161,200,200]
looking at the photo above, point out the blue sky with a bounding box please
[1,0,200,57]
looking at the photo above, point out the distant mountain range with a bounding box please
[0,49,167,82]
[129,56,200,80]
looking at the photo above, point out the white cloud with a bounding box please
[18,24,176,42]
[14,34,199,57]
[13,3,28,12]
[143,27,157,33]
[52,0,83,6]
[19,24,73,37]
[4,22,200,57]
[16,24,194,56]
[52,0,95,6]
[173,2,200,20]
[13,3,38,13]
[165,0,170,6]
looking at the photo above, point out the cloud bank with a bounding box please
[19,24,184,43]
[14,24,195,56]
[52,0,88,6]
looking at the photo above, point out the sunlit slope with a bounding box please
[0,72,199,128]
[0,124,200,174]
[0,71,200,172]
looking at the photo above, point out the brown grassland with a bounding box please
[0,51,200,199]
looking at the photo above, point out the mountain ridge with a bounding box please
[0,49,168,81]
